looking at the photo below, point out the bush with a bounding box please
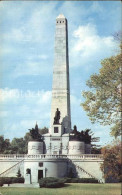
[46,182,64,188]
[11,177,24,183]
[0,177,24,185]
[0,179,3,187]
[59,177,98,183]
[39,177,64,188]
[77,178,98,183]
[38,177,98,188]
[59,177,72,183]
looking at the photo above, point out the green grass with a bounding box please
[0,183,121,195]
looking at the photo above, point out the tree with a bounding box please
[11,138,26,154]
[101,140,121,182]
[39,127,48,135]
[0,125,48,154]
[16,168,21,178]
[0,136,11,154]
[81,44,121,137]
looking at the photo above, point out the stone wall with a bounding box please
[0,155,104,183]
[0,160,24,177]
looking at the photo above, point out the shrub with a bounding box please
[59,177,72,183]
[77,178,98,183]
[59,177,98,183]
[46,182,64,188]
[11,177,24,183]
[0,177,24,185]
[39,177,64,188]
[38,177,98,188]
[71,178,79,183]
[0,179,4,187]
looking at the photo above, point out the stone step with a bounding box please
[3,183,39,188]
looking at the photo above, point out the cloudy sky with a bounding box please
[0,1,121,145]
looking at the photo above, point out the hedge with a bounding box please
[38,177,98,188]
[0,177,24,186]
[60,177,98,183]
[39,177,64,188]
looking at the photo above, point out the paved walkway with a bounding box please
[3,183,39,188]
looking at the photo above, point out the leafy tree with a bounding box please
[81,44,121,137]
[0,136,11,154]
[11,138,26,154]
[91,147,101,154]
[101,140,121,182]
[0,126,48,154]
[39,127,48,135]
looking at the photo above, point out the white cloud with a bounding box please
[70,23,117,68]
[0,88,52,139]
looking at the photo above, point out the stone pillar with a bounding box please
[50,14,71,134]
[25,174,31,184]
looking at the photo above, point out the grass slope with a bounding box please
[0,183,121,195]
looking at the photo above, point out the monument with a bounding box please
[50,14,71,134]
[0,14,104,185]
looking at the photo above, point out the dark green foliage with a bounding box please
[39,177,64,188]
[91,147,101,154]
[59,177,72,183]
[38,177,98,188]
[0,136,11,153]
[11,177,24,183]
[16,168,21,178]
[0,177,24,186]
[10,138,27,154]
[60,177,98,183]
[0,126,48,154]
[39,127,49,135]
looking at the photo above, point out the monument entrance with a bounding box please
[38,170,43,180]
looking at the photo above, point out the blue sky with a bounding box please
[0,1,121,145]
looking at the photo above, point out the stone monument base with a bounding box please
[24,174,31,184]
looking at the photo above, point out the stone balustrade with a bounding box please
[0,154,103,160]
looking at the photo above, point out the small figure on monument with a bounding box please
[73,125,77,134]
[53,108,60,124]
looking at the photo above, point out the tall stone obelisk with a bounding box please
[50,14,71,134]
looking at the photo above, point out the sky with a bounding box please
[0,1,121,146]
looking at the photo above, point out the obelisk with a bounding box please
[50,14,71,134]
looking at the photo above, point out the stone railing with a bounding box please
[0,154,103,160]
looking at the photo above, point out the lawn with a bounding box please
[0,183,121,195]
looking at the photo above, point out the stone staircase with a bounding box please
[0,159,24,177]
[74,163,103,183]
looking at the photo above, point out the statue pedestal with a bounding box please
[51,124,63,136]
[24,174,31,184]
